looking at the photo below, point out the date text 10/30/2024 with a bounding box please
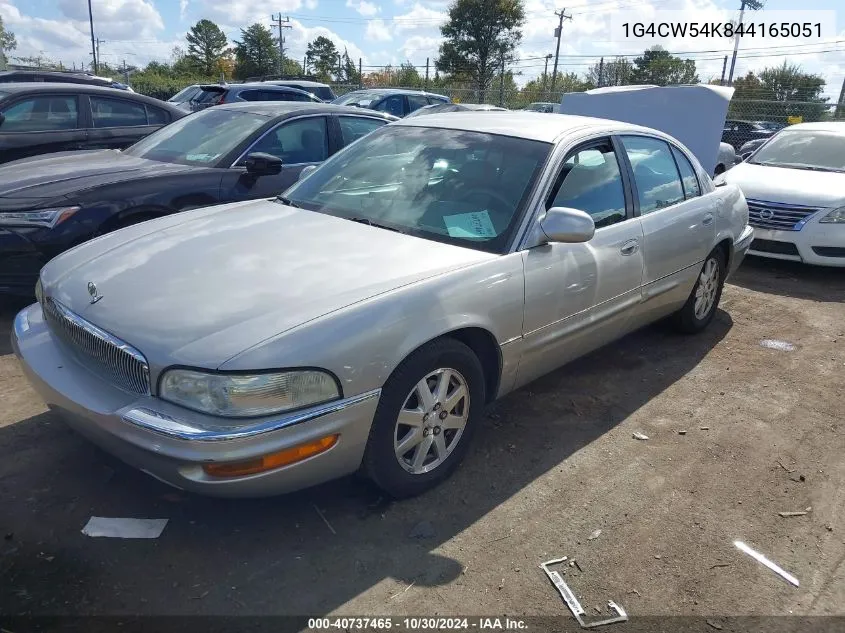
[308,618,529,630]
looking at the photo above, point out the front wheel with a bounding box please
[362,339,485,498]
[672,249,726,334]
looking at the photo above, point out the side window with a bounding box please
[238,90,262,102]
[0,96,79,132]
[375,95,404,117]
[670,146,701,199]
[248,117,328,164]
[428,96,449,105]
[90,97,148,127]
[338,116,387,146]
[548,140,627,229]
[621,136,685,215]
[407,94,429,112]
[146,105,169,125]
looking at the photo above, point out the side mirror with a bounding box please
[538,207,595,244]
[298,165,317,182]
[243,152,283,176]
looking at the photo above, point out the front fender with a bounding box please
[220,253,526,398]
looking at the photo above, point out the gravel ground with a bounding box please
[0,256,843,627]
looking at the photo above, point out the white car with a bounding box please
[716,142,737,176]
[716,122,845,267]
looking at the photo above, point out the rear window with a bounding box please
[314,86,335,101]
[334,91,381,108]
[168,86,201,104]
[193,87,226,106]
[91,96,148,128]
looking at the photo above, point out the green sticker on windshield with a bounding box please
[443,211,497,239]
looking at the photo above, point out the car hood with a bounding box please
[723,162,845,207]
[42,199,494,369]
[0,150,199,203]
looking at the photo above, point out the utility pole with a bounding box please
[87,0,98,73]
[597,57,604,88]
[499,56,506,107]
[303,55,307,73]
[836,76,845,120]
[272,14,292,75]
[542,53,552,96]
[727,0,762,85]
[550,8,572,96]
[425,57,430,91]
[95,39,104,72]
[720,55,728,85]
[358,58,363,89]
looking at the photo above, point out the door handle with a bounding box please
[702,213,715,226]
[620,239,640,256]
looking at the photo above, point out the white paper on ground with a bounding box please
[443,211,497,239]
[82,517,169,539]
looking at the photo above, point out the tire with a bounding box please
[672,248,726,334]
[362,338,485,499]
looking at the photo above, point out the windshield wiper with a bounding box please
[277,196,301,208]
[347,216,404,233]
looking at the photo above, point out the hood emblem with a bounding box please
[87,282,103,304]
[758,209,775,221]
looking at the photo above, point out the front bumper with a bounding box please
[12,303,380,497]
[748,222,845,268]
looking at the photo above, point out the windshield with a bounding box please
[124,108,269,167]
[749,130,845,172]
[168,86,200,103]
[334,91,382,107]
[283,126,551,253]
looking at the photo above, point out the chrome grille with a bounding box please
[42,298,150,394]
[746,199,820,232]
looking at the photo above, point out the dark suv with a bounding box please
[167,83,322,112]
[721,119,777,151]
[242,77,336,102]
[0,82,184,164]
[332,89,450,117]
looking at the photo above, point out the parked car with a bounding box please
[0,102,396,295]
[13,112,752,499]
[404,103,507,118]
[738,137,769,158]
[167,83,322,112]
[0,82,184,165]
[332,89,450,117]
[715,121,844,267]
[244,79,336,102]
[715,142,737,175]
[0,70,133,91]
[524,102,558,113]
[722,119,777,151]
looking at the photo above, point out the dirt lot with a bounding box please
[1,256,843,628]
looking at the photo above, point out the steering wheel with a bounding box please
[455,188,513,213]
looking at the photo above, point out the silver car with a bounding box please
[12,112,754,498]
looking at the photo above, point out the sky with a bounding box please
[1,0,843,98]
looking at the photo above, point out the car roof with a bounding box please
[395,111,656,143]
[214,101,398,119]
[0,82,184,110]
[341,88,449,98]
[259,80,330,87]
[781,121,845,133]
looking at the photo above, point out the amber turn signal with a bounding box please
[202,434,339,478]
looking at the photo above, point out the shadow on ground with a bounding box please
[729,255,845,303]
[0,301,733,618]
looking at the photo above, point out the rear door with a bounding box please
[0,92,85,163]
[618,134,716,324]
[221,115,330,200]
[86,95,161,149]
[374,94,406,117]
[407,94,429,114]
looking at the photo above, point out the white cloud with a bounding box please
[196,0,306,28]
[366,19,392,42]
[346,0,380,17]
[180,0,189,21]
[305,0,318,8]
[393,2,446,33]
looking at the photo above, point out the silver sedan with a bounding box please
[13,112,753,498]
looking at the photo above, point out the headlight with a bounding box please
[158,368,341,418]
[819,206,845,224]
[0,206,80,228]
[713,173,727,186]
[34,278,43,305]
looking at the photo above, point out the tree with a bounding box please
[436,0,525,101]
[396,61,422,88]
[340,49,359,85]
[186,19,228,76]
[0,15,16,70]
[586,57,633,87]
[233,23,280,79]
[521,71,590,104]
[306,36,340,82]
[730,63,828,123]
[629,47,698,86]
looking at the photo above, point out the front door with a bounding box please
[517,137,645,388]
[222,115,331,201]
[618,135,717,325]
